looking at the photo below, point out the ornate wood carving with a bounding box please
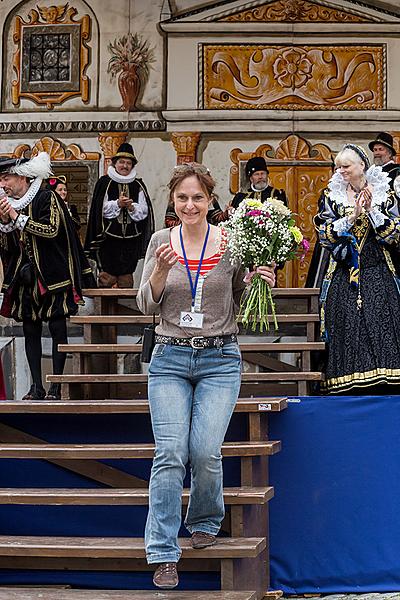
[98,132,128,170]
[203,44,384,110]
[12,3,90,109]
[171,132,201,164]
[230,135,334,287]
[8,136,100,162]
[219,0,369,23]
[390,132,400,164]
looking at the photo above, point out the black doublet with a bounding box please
[0,188,95,322]
[84,175,154,276]
[231,185,287,209]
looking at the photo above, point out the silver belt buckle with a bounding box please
[190,336,205,349]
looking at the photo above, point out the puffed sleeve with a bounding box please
[368,193,400,246]
[314,189,357,265]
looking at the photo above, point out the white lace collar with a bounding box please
[9,177,43,211]
[328,165,390,209]
[107,165,137,184]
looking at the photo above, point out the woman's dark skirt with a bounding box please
[323,237,400,394]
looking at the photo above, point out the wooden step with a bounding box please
[0,589,259,600]
[81,287,319,298]
[0,398,288,414]
[59,341,325,353]
[0,486,273,505]
[70,314,319,325]
[47,372,322,384]
[0,440,281,459]
[0,536,266,558]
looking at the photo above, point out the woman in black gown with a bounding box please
[315,144,400,394]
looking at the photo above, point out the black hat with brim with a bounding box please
[112,143,136,162]
[246,156,268,178]
[0,157,29,174]
[368,132,396,155]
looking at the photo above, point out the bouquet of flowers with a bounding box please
[224,197,309,331]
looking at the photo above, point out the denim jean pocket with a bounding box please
[152,343,166,357]
[220,342,241,360]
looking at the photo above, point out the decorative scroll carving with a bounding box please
[171,132,201,164]
[203,44,384,110]
[12,3,91,109]
[98,132,128,170]
[219,0,369,23]
[391,132,400,164]
[230,135,334,287]
[9,136,100,162]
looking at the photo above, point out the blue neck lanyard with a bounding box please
[179,223,210,311]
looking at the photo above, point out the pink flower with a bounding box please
[246,209,263,217]
[299,238,310,262]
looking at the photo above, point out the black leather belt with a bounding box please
[154,333,237,349]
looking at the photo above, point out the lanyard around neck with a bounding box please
[179,223,210,311]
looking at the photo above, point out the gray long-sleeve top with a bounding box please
[137,228,246,338]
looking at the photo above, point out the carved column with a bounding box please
[171,132,201,165]
[390,132,400,164]
[98,132,128,172]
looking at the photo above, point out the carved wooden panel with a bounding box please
[10,136,100,162]
[203,44,384,110]
[219,0,369,23]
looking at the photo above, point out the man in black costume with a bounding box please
[0,152,95,400]
[369,132,400,195]
[85,143,154,288]
[230,156,287,209]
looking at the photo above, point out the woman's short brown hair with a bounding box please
[168,162,216,204]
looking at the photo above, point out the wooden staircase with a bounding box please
[0,287,322,599]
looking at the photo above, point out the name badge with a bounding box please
[180,311,204,328]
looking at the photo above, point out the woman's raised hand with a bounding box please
[255,265,276,288]
[155,243,178,274]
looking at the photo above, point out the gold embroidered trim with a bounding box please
[324,367,400,392]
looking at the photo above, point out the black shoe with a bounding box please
[44,383,61,400]
[22,384,46,400]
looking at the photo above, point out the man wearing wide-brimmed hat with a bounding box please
[230,156,287,210]
[369,132,400,195]
[0,152,95,400]
[85,142,154,288]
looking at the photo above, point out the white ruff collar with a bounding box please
[107,165,137,184]
[328,165,390,209]
[9,177,43,210]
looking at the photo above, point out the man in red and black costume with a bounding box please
[0,152,95,400]
[85,143,154,288]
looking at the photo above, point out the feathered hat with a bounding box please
[0,152,52,179]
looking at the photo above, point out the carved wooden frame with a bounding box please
[0,136,100,163]
[12,4,90,109]
[230,134,333,193]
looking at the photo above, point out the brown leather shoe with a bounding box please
[153,562,179,589]
[191,531,217,549]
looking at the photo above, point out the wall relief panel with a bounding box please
[202,44,385,110]
[218,0,370,23]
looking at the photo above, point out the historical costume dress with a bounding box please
[85,155,154,286]
[316,165,400,393]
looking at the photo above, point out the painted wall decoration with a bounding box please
[12,3,91,109]
[202,44,385,110]
[108,32,155,111]
[217,0,370,23]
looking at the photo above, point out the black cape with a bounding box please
[231,185,287,209]
[84,175,154,263]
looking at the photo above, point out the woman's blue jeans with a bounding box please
[145,341,242,564]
